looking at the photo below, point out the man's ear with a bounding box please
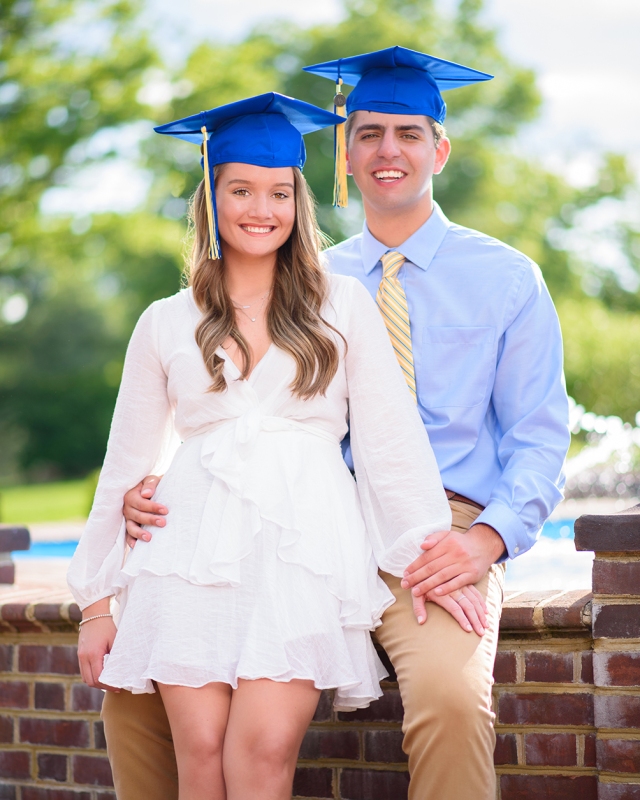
[433,137,451,175]
[346,148,353,177]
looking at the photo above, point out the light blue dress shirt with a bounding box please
[325,202,570,560]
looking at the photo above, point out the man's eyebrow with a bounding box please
[354,123,428,135]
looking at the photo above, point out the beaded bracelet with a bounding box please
[78,613,113,627]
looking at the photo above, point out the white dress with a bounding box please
[67,274,451,711]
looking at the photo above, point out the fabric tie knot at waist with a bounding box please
[200,407,339,482]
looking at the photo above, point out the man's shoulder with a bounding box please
[323,233,364,274]
[444,220,537,277]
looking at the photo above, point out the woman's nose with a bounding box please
[248,194,273,219]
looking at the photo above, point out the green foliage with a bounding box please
[1,0,639,483]
[0,477,90,523]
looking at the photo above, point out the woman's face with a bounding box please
[215,163,296,260]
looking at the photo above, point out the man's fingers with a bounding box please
[432,573,477,597]
[412,565,463,597]
[125,503,167,522]
[418,529,450,553]
[125,519,151,542]
[140,475,161,498]
[402,554,449,588]
[412,592,428,625]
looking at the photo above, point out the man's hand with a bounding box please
[123,475,166,548]
[411,583,487,635]
[402,523,506,598]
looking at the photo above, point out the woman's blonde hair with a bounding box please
[186,166,344,399]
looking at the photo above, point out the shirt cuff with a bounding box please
[473,501,530,562]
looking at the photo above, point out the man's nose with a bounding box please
[377,130,402,159]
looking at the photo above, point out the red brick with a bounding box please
[363,730,407,763]
[72,755,114,787]
[94,720,107,750]
[0,784,16,800]
[498,692,593,726]
[0,750,30,779]
[525,651,573,683]
[525,732,576,766]
[595,652,640,687]
[340,768,409,800]
[582,651,594,684]
[337,689,403,722]
[542,590,592,629]
[311,690,333,723]
[597,738,640,773]
[35,682,65,710]
[292,766,333,798]
[0,681,29,708]
[584,733,597,767]
[95,795,117,800]
[574,510,640,552]
[500,774,597,800]
[70,683,103,712]
[299,729,359,761]
[20,718,89,748]
[594,605,640,639]
[22,791,92,800]
[493,651,517,684]
[595,695,640,729]
[0,644,13,671]
[0,714,13,743]
[593,559,640,595]
[598,784,640,800]
[500,592,555,630]
[37,753,68,782]
[0,564,15,583]
[494,733,518,765]
[18,645,80,675]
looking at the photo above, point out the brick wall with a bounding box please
[1,506,639,800]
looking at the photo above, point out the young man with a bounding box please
[106,48,570,800]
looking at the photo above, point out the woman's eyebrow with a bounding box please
[225,179,294,190]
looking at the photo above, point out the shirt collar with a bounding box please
[360,201,451,275]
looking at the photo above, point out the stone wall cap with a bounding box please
[575,503,640,553]
[500,589,592,632]
[0,525,31,552]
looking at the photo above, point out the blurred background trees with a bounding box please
[1,0,639,482]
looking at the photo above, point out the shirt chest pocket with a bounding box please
[418,326,495,409]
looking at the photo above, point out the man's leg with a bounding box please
[376,500,505,800]
[102,688,179,800]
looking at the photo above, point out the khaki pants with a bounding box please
[376,500,505,800]
[102,499,504,800]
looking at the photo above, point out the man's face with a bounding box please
[346,111,450,213]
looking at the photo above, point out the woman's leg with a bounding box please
[157,682,232,800]
[223,679,320,800]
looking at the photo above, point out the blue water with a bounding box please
[13,519,577,559]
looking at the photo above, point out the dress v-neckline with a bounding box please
[218,342,274,382]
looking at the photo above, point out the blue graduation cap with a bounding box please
[155,92,344,259]
[303,46,493,124]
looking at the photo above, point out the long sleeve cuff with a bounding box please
[474,501,531,562]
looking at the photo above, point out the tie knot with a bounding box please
[381,251,405,279]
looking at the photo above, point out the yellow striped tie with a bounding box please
[376,251,417,401]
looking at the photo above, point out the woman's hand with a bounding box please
[411,583,487,636]
[77,607,119,692]
[123,475,167,548]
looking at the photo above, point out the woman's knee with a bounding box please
[240,725,301,773]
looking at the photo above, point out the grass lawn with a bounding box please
[0,478,94,524]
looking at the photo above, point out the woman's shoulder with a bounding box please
[141,287,194,322]
[325,272,364,305]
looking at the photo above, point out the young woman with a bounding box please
[68,93,479,800]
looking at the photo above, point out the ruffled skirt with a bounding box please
[101,426,394,711]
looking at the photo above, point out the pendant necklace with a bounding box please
[232,290,270,323]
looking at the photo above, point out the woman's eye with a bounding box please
[233,188,250,196]
[273,192,289,200]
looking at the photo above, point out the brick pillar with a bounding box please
[0,526,30,584]
[575,504,640,799]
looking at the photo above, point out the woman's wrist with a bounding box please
[81,597,112,619]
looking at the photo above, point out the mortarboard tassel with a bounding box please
[201,126,221,260]
[333,80,348,208]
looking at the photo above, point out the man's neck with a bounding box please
[363,193,434,248]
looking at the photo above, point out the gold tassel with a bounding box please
[333,80,348,208]
[201,126,221,260]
